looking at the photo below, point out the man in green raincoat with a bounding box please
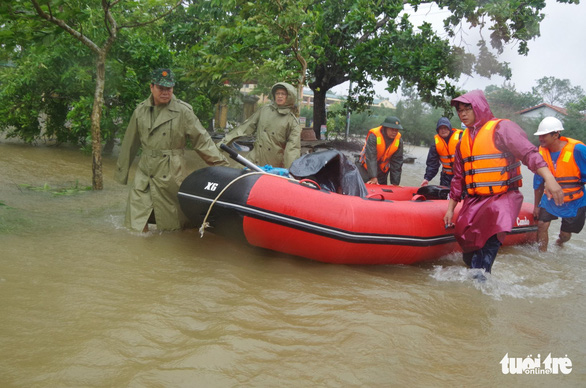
[115,68,229,232]
[220,82,301,169]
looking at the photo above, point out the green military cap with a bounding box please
[151,68,175,87]
[381,116,403,130]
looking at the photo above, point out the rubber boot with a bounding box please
[470,235,502,274]
[462,251,473,267]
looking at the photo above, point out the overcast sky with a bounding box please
[333,0,586,103]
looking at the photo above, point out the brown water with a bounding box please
[1,141,585,387]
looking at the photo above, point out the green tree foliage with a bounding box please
[0,0,180,189]
[563,96,586,142]
[299,106,314,128]
[484,83,541,119]
[0,29,175,145]
[0,30,97,144]
[307,1,467,138]
[169,0,316,111]
[326,103,396,139]
[532,76,585,106]
[393,87,449,147]
[175,0,579,139]
[1,0,582,186]
[483,78,586,142]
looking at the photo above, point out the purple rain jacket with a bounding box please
[449,90,547,252]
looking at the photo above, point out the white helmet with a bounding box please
[534,116,564,136]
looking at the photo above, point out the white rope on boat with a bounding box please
[198,171,296,237]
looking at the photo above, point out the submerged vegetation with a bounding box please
[18,180,92,197]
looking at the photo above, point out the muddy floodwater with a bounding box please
[1,140,585,387]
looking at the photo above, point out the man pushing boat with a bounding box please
[443,90,564,279]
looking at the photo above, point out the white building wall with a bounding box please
[520,106,565,120]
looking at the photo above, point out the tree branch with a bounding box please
[119,0,183,29]
[30,0,101,54]
[102,0,118,52]
[357,14,391,44]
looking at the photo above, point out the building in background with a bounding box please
[516,103,567,120]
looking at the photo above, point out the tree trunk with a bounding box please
[91,52,106,190]
[312,88,327,139]
[309,61,349,140]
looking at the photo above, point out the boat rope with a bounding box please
[199,171,296,237]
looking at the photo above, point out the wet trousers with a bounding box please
[462,234,502,273]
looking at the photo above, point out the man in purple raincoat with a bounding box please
[443,90,564,277]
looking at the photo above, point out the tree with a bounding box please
[325,102,394,139]
[0,30,175,149]
[178,0,580,139]
[0,38,97,145]
[171,0,316,117]
[394,87,442,147]
[236,0,315,105]
[308,0,581,136]
[0,0,180,190]
[563,96,586,141]
[306,1,464,138]
[484,83,541,118]
[531,76,585,106]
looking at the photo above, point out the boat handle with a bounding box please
[299,179,321,190]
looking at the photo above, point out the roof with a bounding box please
[516,103,568,116]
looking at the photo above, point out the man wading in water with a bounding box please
[115,68,229,232]
[443,90,563,280]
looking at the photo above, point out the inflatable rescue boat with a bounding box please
[177,151,537,265]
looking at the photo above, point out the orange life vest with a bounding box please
[539,136,585,202]
[435,129,463,175]
[459,119,522,196]
[359,126,401,173]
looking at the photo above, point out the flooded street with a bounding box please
[1,141,585,387]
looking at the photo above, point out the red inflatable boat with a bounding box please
[177,166,537,265]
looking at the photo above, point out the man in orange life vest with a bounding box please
[533,116,586,252]
[421,117,463,187]
[357,116,404,185]
[443,90,564,278]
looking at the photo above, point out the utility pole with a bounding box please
[345,81,352,140]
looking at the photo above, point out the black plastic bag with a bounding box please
[289,149,368,197]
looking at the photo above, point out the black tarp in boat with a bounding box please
[288,149,368,198]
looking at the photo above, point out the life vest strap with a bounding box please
[558,181,582,188]
[556,176,581,183]
[465,174,523,189]
[563,187,584,197]
[463,161,521,177]
[462,152,512,163]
